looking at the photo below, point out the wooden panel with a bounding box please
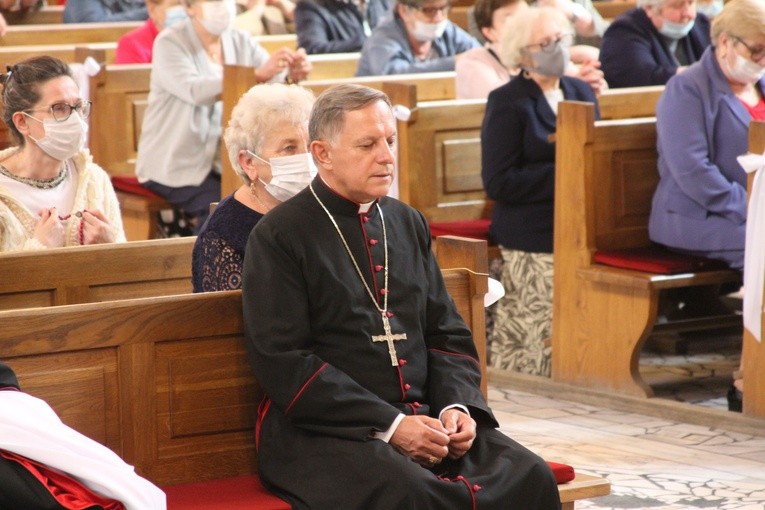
[440,136,482,194]
[5,349,121,451]
[743,120,765,418]
[0,237,193,310]
[0,22,141,46]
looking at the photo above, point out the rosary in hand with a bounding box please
[58,210,85,245]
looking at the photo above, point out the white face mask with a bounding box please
[23,111,87,161]
[248,151,317,202]
[659,18,695,40]
[200,0,235,36]
[696,0,723,18]
[725,51,765,85]
[412,19,448,42]
[163,5,188,28]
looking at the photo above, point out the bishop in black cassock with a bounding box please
[241,85,560,510]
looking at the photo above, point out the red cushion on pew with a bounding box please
[163,463,575,508]
[429,219,491,241]
[593,246,729,275]
[163,475,290,510]
[546,461,576,484]
[111,176,164,199]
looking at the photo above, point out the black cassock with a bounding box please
[242,177,560,510]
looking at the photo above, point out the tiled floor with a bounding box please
[488,333,765,510]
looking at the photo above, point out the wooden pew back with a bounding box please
[0,21,141,46]
[0,237,193,310]
[2,4,65,24]
[0,236,488,485]
[88,64,152,176]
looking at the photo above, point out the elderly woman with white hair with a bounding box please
[600,0,711,88]
[192,83,315,292]
[647,0,765,411]
[480,6,597,375]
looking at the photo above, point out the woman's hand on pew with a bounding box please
[80,209,116,245]
[255,47,298,83]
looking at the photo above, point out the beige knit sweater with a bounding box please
[0,147,126,252]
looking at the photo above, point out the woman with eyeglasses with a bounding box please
[0,56,125,252]
[648,0,765,411]
[480,6,598,376]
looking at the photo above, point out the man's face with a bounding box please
[312,101,397,203]
[399,0,451,33]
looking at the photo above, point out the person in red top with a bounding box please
[116,0,185,63]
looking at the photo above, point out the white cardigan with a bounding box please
[0,147,126,252]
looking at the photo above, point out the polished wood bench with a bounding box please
[2,4,65,24]
[0,235,608,508]
[0,237,193,310]
[552,101,742,398]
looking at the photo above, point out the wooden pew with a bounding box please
[0,42,117,69]
[551,101,742,398]
[2,4,65,24]
[0,237,194,310]
[598,85,664,120]
[743,120,765,418]
[593,0,636,20]
[0,21,141,46]
[0,235,609,507]
[306,51,359,80]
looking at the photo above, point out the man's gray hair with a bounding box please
[224,83,315,184]
[309,84,393,143]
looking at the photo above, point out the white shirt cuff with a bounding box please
[371,413,405,443]
[439,404,470,420]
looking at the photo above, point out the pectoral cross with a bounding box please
[372,314,407,366]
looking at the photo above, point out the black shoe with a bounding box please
[727,384,743,413]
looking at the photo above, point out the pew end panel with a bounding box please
[744,120,765,418]
[221,65,259,199]
[552,101,742,398]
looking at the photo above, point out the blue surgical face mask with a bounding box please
[163,5,187,28]
[696,0,723,18]
[659,18,695,40]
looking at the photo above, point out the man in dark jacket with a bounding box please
[600,0,711,88]
[295,0,393,54]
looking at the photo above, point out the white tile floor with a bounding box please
[487,332,765,510]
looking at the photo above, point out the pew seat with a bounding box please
[162,461,597,510]
[111,176,173,241]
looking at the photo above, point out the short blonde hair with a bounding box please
[499,6,570,70]
[711,0,765,42]
[224,83,315,184]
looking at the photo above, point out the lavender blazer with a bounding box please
[648,47,765,266]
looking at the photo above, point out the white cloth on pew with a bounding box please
[0,391,166,509]
[738,152,765,342]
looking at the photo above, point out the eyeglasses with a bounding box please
[412,3,450,18]
[26,100,92,122]
[732,36,765,63]
[524,33,574,53]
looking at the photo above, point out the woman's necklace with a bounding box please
[249,182,272,213]
[0,160,68,189]
[309,183,407,366]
